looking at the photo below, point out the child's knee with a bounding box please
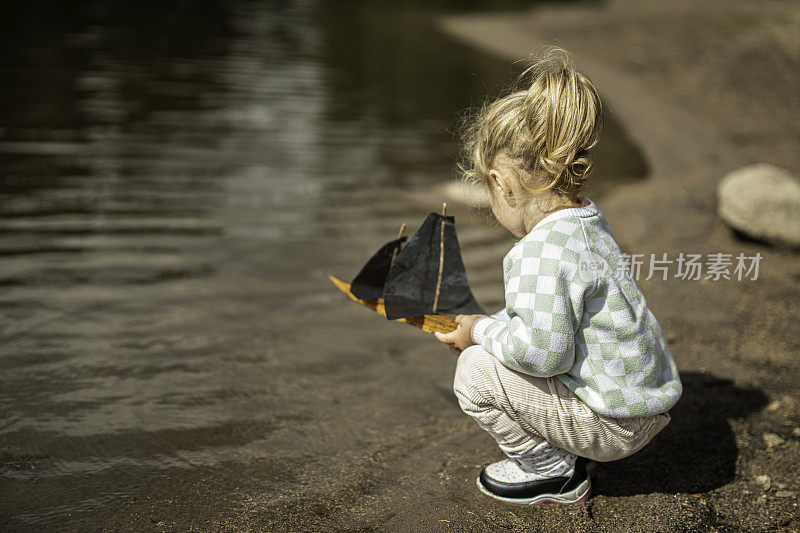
[453,345,497,405]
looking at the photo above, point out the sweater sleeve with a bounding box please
[471,246,587,377]
[490,307,511,322]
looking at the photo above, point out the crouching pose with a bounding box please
[436,47,681,505]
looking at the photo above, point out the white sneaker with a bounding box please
[477,446,591,505]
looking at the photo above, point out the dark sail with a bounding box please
[350,237,406,300]
[383,213,484,320]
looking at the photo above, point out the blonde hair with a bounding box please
[459,46,603,201]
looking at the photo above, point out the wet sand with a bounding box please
[3,0,800,531]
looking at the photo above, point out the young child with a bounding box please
[435,47,681,505]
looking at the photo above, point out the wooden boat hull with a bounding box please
[328,275,457,334]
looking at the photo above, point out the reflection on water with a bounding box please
[0,0,644,525]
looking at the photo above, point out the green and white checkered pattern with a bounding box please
[472,201,682,418]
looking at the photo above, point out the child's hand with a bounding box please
[434,314,487,355]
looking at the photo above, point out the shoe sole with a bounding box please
[476,476,592,505]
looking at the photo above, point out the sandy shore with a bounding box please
[433,0,800,530]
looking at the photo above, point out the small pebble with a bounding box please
[793,427,800,437]
[756,475,771,490]
[763,433,784,448]
[775,490,796,499]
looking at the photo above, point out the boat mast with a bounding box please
[389,223,406,267]
[432,202,446,313]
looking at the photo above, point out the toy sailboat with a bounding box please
[329,203,484,334]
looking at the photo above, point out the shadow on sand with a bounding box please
[595,371,769,496]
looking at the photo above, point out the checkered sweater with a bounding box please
[471,200,682,418]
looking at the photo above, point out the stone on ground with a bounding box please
[717,163,800,247]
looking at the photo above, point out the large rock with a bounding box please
[717,163,800,247]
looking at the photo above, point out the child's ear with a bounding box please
[489,169,513,199]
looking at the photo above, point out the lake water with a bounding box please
[0,0,645,526]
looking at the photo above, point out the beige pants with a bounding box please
[453,345,671,462]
